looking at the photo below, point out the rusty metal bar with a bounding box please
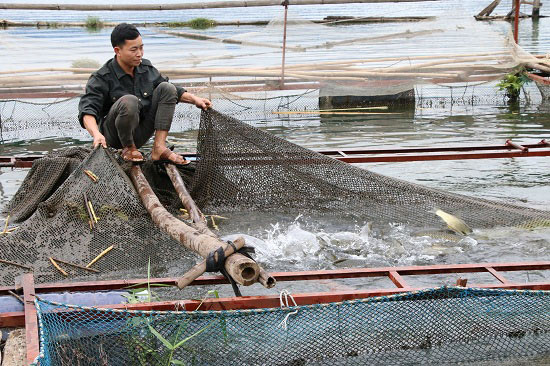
[388,270,409,288]
[3,140,550,168]
[1,261,549,295]
[506,139,528,152]
[15,273,40,364]
[485,266,511,284]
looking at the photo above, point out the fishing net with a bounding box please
[2,109,549,287]
[0,147,199,286]
[2,6,550,139]
[191,109,550,229]
[32,287,550,365]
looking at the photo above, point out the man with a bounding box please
[78,23,211,164]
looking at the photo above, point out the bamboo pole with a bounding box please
[162,30,304,51]
[176,238,245,288]
[304,29,443,50]
[129,165,260,286]
[0,52,510,76]
[0,17,434,28]
[165,164,210,235]
[0,0,440,12]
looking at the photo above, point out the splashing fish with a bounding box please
[435,209,472,235]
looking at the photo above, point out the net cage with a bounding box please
[2,7,550,138]
[32,287,550,366]
[1,109,550,287]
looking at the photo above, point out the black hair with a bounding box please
[111,23,141,48]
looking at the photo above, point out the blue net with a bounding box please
[34,286,550,365]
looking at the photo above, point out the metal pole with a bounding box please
[514,0,520,43]
[280,0,289,88]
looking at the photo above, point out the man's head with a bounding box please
[111,23,143,69]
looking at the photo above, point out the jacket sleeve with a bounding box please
[78,74,109,128]
[151,67,187,102]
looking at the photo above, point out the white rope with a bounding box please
[279,289,299,330]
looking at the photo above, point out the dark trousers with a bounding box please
[101,82,178,149]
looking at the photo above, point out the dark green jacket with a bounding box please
[78,57,186,127]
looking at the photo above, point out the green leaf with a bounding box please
[147,324,174,350]
[207,290,220,298]
[171,360,186,365]
[172,322,214,349]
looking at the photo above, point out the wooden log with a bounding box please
[129,165,260,286]
[0,0,440,12]
[177,238,245,288]
[476,0,502,17]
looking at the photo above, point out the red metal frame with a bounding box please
[1,140,549,168]
[2,261,549,322]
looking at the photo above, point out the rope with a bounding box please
[278,289,299,330]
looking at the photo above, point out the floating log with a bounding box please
[129,165,260,286]
[0,0,440,12]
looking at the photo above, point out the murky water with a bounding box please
[1,0,549,288]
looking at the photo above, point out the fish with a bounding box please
[435,209,472,235]
[413,229,465,242]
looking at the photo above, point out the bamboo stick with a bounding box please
[0,17,433,29]
[162,30,304,51]
[0,52,511,76]
[86,245,114,268]
[49,257,68,277]
[51,258,100,273]
[165,164,211,236]
[2,215,9,234]
[0,259,32,271]
[305,29,444,50]
[0,0,440,12]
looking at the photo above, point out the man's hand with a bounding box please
[92,133,107,148]
[194,97,212,110]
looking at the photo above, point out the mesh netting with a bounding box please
[0,147,198,286]
[2,109,550,286]
[190,109,550,229]
[33,287,550,365]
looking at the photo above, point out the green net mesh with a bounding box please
[1,109,550,286]
[33,287,550,365]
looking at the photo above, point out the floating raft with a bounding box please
[0,261,550,364]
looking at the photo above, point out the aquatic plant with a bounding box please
[85,16,104,30]
[71,58,100,69]
[187,18,216,30]
[497,71,530,101]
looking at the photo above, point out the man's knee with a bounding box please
[118,95,140,115]
[155,82,178,102]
